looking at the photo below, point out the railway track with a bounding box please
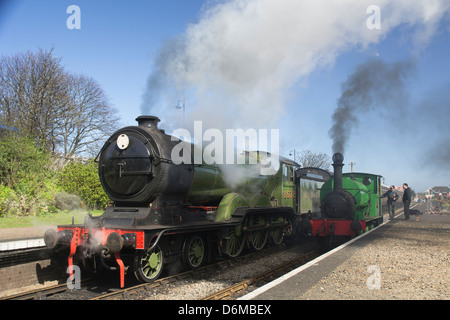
[0,278,94,300]
[90,269,200,300]
[1,239,320,300]
[202,249,319,300]
[0,246,277,300]
[90,245,292,300]
[91,245,320,300]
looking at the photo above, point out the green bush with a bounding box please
[54,191,81,211]
[58,160,109,209]
[0,134,50,194]
[0,185,19,217]
[0,134,53,216]
[0,134,110,216]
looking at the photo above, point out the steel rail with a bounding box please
[1,278,94,300]
[90,245,287,300]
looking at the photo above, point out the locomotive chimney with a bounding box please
[136,115,160,130]
[332,152,344,191]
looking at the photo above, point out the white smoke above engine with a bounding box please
[141,0,450,132]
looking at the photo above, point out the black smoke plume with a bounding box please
[329,59,415,153]
[141,37,187,115]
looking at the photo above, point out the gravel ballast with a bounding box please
[145,241,317,300]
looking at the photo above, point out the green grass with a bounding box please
[0,209,103,229]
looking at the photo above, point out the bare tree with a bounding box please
[296,150,331,170]
[59,74,119,157]
[0,48,68,149]
[0,48,119,156]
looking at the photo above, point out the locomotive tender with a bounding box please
[44,116,382,287]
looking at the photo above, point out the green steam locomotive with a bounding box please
[309,152,383,238]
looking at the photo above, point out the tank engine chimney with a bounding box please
[136,115,160,130]
[332,153,344,191]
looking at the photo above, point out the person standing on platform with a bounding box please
[381,185,399,220]
[402,183,412,220]
[425,194,432,213]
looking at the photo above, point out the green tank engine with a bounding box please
[309,152,383,238]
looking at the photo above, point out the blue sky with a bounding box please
[0,0,205,126]
[1,0,450,192]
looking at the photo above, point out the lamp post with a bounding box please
[175,98,185,128]
[348,161,356,173]
[289,149,297,163]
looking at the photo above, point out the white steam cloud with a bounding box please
[141,0,450,132]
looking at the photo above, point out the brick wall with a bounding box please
[0,256,66,298]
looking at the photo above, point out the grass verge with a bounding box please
[0,210,103,229]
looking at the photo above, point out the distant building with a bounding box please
[430,186,450,199]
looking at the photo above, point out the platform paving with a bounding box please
[241,206,449,300]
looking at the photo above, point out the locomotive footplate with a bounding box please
[310,219,366,237]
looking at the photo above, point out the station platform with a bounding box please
[241,205,449,300]
[0,226,54,251]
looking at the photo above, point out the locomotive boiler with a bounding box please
[44,116,329,287]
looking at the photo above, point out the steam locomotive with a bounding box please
[44,116,382,287]
[310,152,383,240]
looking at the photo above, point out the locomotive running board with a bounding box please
[310,219,366,236]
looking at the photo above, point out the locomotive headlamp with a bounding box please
[332,152,344,164]
[117,134,129,150]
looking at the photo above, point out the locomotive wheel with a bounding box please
[248,215,269,251]
[249,229,269,251]
[182,234,205,269]
[133,245,164,283]
[270,227,284,245]
[224,225,245,258]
